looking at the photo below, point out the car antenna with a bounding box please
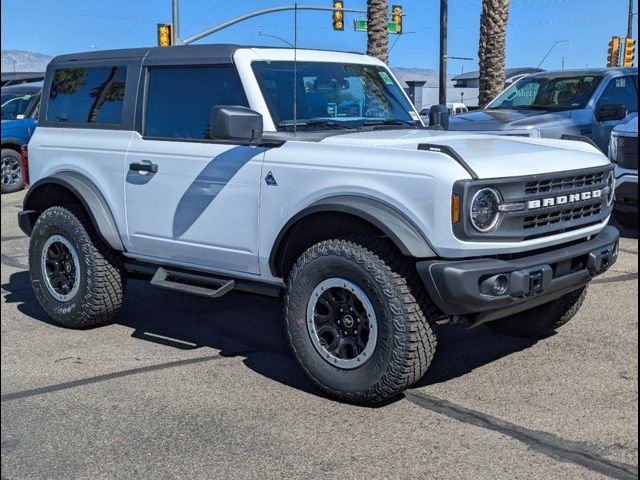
[293,2,298,135]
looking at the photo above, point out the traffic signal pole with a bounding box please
[175,5,366,45]
[628,0,634,39]
[172,0,180,45]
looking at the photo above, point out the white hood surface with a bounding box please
[320,129,611,179]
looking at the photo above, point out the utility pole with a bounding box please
[439,0,448,105]
[172,0,180,45]
[628,0,634,38]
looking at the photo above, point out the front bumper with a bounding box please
[614,170,638,213]
[417,226,619,324]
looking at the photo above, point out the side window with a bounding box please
[596,76,638,113]
[47,66,127,124]
[144,65,248,139]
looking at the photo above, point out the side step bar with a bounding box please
[125,261,283,298]
[150,267,235,298]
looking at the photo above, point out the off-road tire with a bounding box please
[284,236,438,404]
[1,149,23,194]
[29,204,126,328]
[486,287,588,339]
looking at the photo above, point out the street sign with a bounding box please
[353,19,401,34]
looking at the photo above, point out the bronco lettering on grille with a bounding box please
[527,189,603,210]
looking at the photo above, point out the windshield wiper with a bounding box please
[362,119,416,127]
[278,119,356,130]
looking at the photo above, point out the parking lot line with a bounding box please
[405,390,639,480]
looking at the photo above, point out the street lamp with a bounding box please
[537,40,568,69]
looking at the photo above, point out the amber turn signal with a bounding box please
[451,194,461,223]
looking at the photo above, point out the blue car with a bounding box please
[448,68,638,153]
[1,82,41,193]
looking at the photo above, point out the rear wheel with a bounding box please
[29,204,126,328]
[284,236,438,404]
[1,148,23,194]
[486,287,587,339]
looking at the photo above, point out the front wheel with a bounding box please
[486,287,588,339]
[29,204,126,328]
[284,237,438,404]
[1,148,24,194]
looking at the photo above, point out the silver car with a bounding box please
[448,68,638,152]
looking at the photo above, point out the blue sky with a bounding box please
[1,0,637,72]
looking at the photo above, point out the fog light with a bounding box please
[493,274,510,296]
[480,273,511,297]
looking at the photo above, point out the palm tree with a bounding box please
[367,0,389,64]
[478,0,511,107]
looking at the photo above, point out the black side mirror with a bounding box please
[428,104,450,130]
[595,104,627,122]
[210,106,263,145]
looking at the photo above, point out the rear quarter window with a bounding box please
[47,66,127,124]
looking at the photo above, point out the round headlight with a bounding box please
[606,171,615,206]
[470,188,502,232]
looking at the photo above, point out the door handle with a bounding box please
[129,162,158,173]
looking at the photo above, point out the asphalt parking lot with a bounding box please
[1,189,638,480]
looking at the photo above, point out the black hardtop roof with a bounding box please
[49,44,367,66]
[50,44,244,64]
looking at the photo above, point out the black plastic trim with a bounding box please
[452,164,615,242]
[125,260,282,298]
[21,172,124,251]
[416,225,619,320]
[560,134,601,151]
[269,195,436,277]
[417,143,479,179]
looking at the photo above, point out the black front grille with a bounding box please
[525,171,606,195]
[453,166,614,242]
[615,136,638,170]
[523,202,603,230]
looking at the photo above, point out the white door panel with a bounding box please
[125,135,265,274]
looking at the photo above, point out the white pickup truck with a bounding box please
[19,45,619,404]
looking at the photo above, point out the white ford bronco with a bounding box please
[19,45,619,404]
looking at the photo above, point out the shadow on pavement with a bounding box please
[3,270,539,403]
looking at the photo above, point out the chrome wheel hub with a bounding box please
[1,155,21,185]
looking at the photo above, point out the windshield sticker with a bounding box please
[379,71,394,85]
[616,78,626,88]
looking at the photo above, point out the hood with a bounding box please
[448,108,574,132]
[612,115,638,136]
[319,128,610,179]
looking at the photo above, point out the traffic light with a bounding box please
[157,23,173,47]
[607,36,621,67]
[332,1,344,31]
[391,5,403,34]
[623,37,636,67]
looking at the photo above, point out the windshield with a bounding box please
[489,75,604,110]
[1,92,38,120]
[252,61,419,130]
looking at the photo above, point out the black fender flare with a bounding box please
[22,171,124,251]
[269,195,437,276]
